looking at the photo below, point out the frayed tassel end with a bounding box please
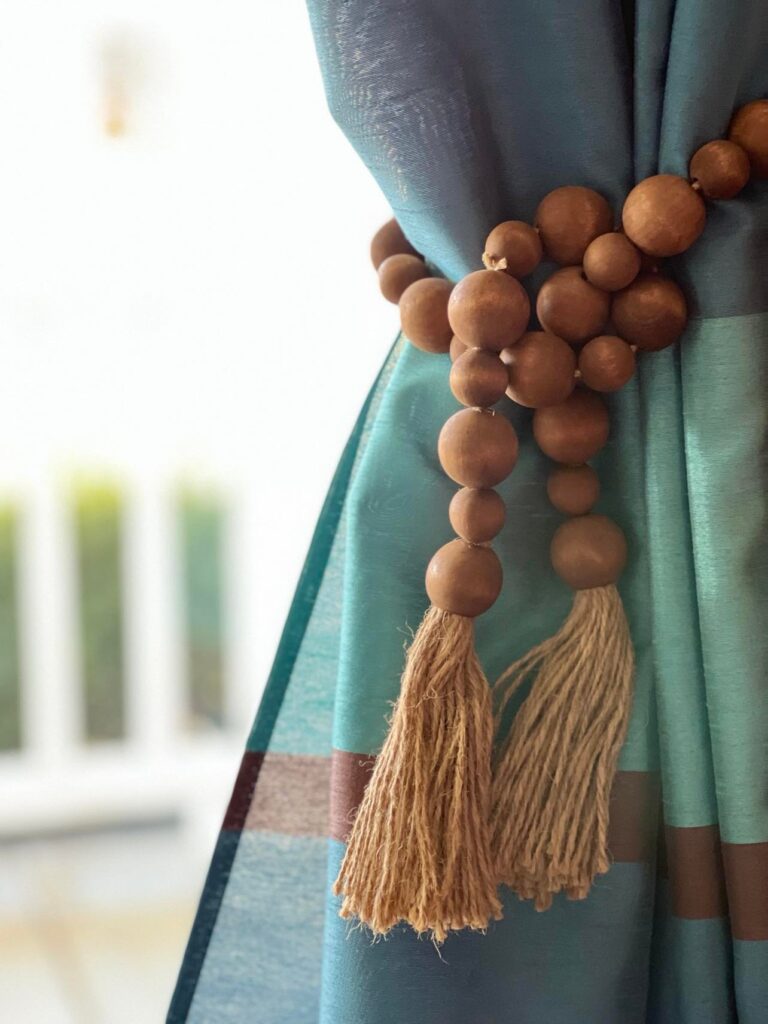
[333,605,502,943]
[490,584,634,910]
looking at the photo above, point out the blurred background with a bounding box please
[0,2,393,1020]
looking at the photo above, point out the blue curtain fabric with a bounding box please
[169,3,768,1021]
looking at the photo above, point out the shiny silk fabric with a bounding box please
[169,4,768,1022]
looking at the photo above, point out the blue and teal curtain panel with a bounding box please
[169,2,768,1021]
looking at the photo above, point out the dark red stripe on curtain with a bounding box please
[222,750,265,830]
[664,825,728,920]
[722,840,768,940]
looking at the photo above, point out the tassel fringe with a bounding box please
[490,584,634,910]
[333,605,501,942]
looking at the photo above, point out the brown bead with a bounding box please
[370,217,419,269]
[534,186,614,265]
[622,175,706,257]
[447,269,530,351]
[502,331,576,408]
[449,487,506,543]
[578,335,636,392]
[728,99,768,179]
[450,348,509,407]
[438,408,519,487]
[483,220,543,277]
[550,514,627,590]
[378,254,429,303]
[536,267,610,345]
[611,273,687,352]
[582,232,641,292]
[399,278,453,354]
[546,465,600,516]
[533,390,609,465]
[425,539,503,617]
[449,335,467,362]
[689,139,751,200]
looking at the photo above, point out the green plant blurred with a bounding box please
[0,504,21,751]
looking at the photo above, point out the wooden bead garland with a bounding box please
[336,96,768,942]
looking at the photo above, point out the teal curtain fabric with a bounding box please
[170,3,768,1021]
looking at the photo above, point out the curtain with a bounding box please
[169,3,768,1021]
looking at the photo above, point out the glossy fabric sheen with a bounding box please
[171,3,768,1021]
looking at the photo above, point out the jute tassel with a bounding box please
[490,584,634,910]
[333,605,502,942]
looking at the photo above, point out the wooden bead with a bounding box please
[578,335,636,392]
[546,465,600,516]
[622,175,706,257]
[370,217,419,269]
[447,269,531,351]
[533,390,609,465]
[689,140,751,200]
[582,232,641,292]
[426,539,503,617]
[550,514,627,590]
[483,220,543,277]
[449,487,506,543]
[502,331,577,408]
[536,267,610,345]
[534,186,614,265]
[449,335,467,362]
[450,349,509,407]
[438,408,519,487]
[728,99,768,179]
[611,273,687,351]
[378,254,429,303]
[399,278,453,354]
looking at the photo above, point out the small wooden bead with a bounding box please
[449,335,467,362]
[622,175,706,257]
[426,539,503,617]
[448,269,531,351]
[533,390,609,465]
[399,278,453,354]
[502,331,577,408]
[611,273,687,351]
[438,408,519,487]
[550,514,627,590]
[689,139,751,200]
[534,186,614,265]
[578,335,636,392]
[582,232,641,292]
[449,487,506,543]
[536,267,610,345]
[378,254,429,303]
[546,465,600,516]
[370,217,419,269]
[450,349,509,407]
[728,99,768,179]
[483,220,543,277]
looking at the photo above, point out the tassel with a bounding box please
[490,584,634,910]
[333,605,502,942]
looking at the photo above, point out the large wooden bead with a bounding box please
[534,186,614,265]
[582,232,641,292]
[426,539,503,617]
[533,390,609,465]
[611,273,687,351]
[622,175,706,257]
[449,487,506,543]
[370,217,419,268]
[438,408,519,487]
[483,220,543,277]
[400,278,453,353]
[689,139,751,200]
[550,514,627,590]
[450,348,509,407]
[448,269,531,351]
[578,335,636,392]
[378,253,429,303]
[728,99,768,179]
[503,331,576,408]
[449,335,467,362]
[547,465,600,516]
[536,267,610,345]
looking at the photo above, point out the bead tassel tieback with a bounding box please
[333,97,768,940]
